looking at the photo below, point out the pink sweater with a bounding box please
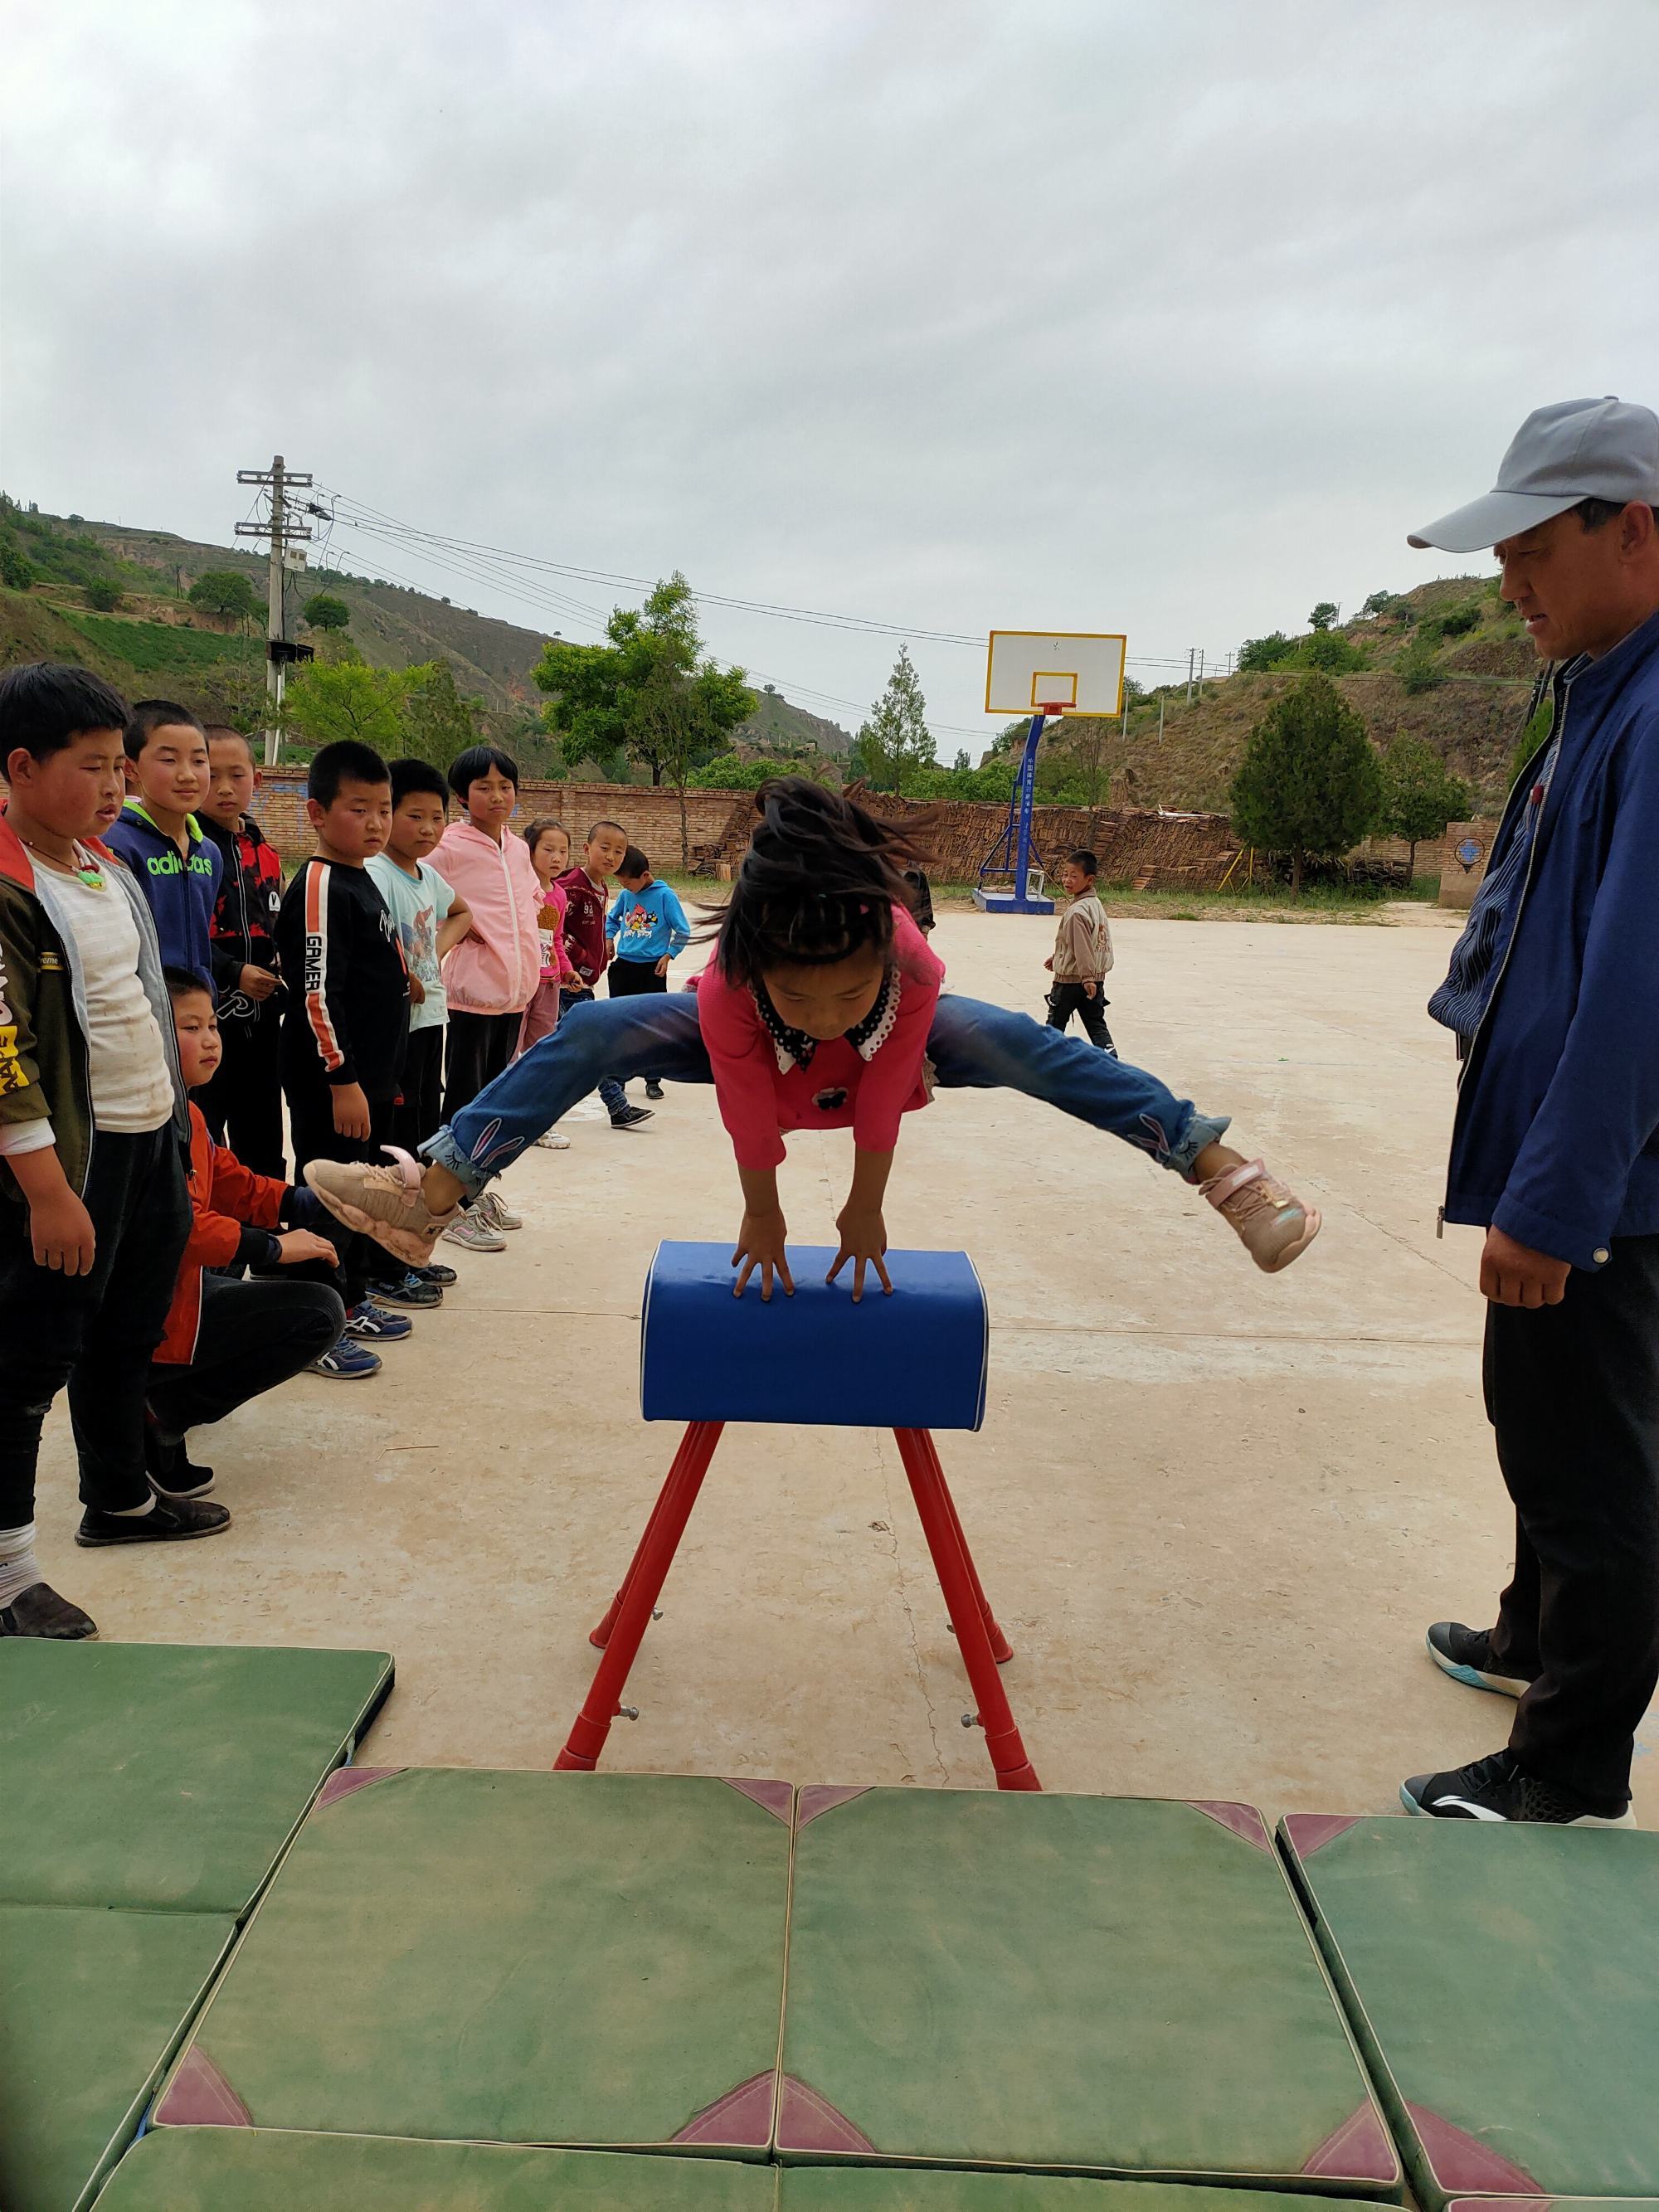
[696,903,944,1170]
[435,819,542,1016]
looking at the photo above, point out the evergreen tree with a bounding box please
[1378,735,1471,878]
[1230,673,1381,896]
[850,644,936,794]
[403,657,478,768]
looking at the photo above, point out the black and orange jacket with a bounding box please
[0,809,187,1203]
[157,1104,288,1363]
[275,855,409,1102]
[205,814,285,1027]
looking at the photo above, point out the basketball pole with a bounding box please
[1011,709,1044,906]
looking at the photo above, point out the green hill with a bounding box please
[1014,576,1534,815]
[0,495,847,764]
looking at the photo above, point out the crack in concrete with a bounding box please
[873,1436,950,1785]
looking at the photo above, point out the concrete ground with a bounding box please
[35,910,1657,1826]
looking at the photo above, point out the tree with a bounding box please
[1238,630,1294,673]
[849,645,936,794]
[534,573,756,863]
[1378,736,1472,878]
[688,751,794,790]
[1229,673,1382,896]
[188,569,260,625]
[1360,589,1399,619]
[85,578,123,611]
[1394,634,1444,695]
[302,592,352,632]
[0,538,36,589]
[1292,626,1365,673]
[280,660,410,753]
[402,657,477,768]
[1308,600,1340,632]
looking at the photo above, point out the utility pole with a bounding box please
[1157,695,1165,745]
[236,455,313,766]
[1196,648,1206,702]
[1185,648,1195,705]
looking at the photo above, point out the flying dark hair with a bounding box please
[309,738,391,807]
[163,965,212,1004]
[388,756,449,808]
[713,777,936,986]
[124,697,205,762]
[446,742,518,800]
[620,844,650,878]
[0,661,131,772]
[1067,848,1099,876]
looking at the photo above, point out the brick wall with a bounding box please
[848,789,1241,891]
[246,771,749,871]
[1437,819,1500,908]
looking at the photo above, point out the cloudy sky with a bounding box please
[4,1,1656,749]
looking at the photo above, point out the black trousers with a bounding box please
[148,1273,344,1438]
[444,1009,523,1121]
[198,1012,285,1178]
[285,1084,398,1309]
[1046,981,1116,1053]
[1486,1234,1659,1806]
[392,1024,445,1154]
[607,958,667,999]
[0,1125,190,1524]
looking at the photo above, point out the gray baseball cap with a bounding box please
[1408,396,1659,552]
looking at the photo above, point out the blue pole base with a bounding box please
[974,888,1056,915]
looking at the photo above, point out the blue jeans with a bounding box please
[423,992,1228,1198]
[557,987,627,1118]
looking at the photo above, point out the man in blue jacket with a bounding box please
[1407,396,1659,1826]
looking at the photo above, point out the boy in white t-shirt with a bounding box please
[0,663,230,1644]
[368,759,473,1156]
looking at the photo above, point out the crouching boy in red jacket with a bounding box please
[146,972,358,1500]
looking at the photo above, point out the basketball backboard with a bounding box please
[985,630,1126,718]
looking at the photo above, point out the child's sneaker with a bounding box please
[412,1258,458,1286]
[367,1268,444,1309]
[1200,1157,1321,1272]
[304,1149,460,1265]
[442,1209,508,1253]
[344,1300,413,1342]
[476,1189,523,1232]
[309,1339,382,1381]
[533,1130,571,1150]
[611,1104,654,1130]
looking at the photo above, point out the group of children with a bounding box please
[0,663,692,1641]
[2,658,1315,1646]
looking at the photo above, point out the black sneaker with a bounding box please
[143,1415,215,1500]
[0,1581,98,1640]
[645,1080,664,1100]
[611,1104,654,1129]
[367,1269,445,1310]
[75,1497,231,1548]
[411,1259,457,1286]
[1401,1748,1635,1827]
[1426,1621,1533,1699]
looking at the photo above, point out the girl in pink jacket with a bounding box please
[435,745,543,1119]
[310,780,1322,1298]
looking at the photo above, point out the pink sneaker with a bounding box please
[1200,1157,1321,1273]
[303,1149,461,1266]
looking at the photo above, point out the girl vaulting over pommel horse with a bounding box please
[304,779,1321,1294]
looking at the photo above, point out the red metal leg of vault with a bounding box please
[892,1427,1039,1790]
[555,1421,724,1772]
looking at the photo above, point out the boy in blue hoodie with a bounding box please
[606,845,691,1101]
[105,699,221,989]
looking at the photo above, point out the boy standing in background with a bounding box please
[275,740,414,1343]
[198,724,285,1174]
[105,698,221,989]
[606,845,690,1101]
[1044,848,1116,1055]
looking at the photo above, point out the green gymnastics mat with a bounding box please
[782,2177,1394,2210]
[777,1787,1399,2191]
[153,1768,793,2156]
[1280,1813,1659,2204]
[98,2128,780,2208]
[0,1639,392,1913]
[0,1904,233,2212]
